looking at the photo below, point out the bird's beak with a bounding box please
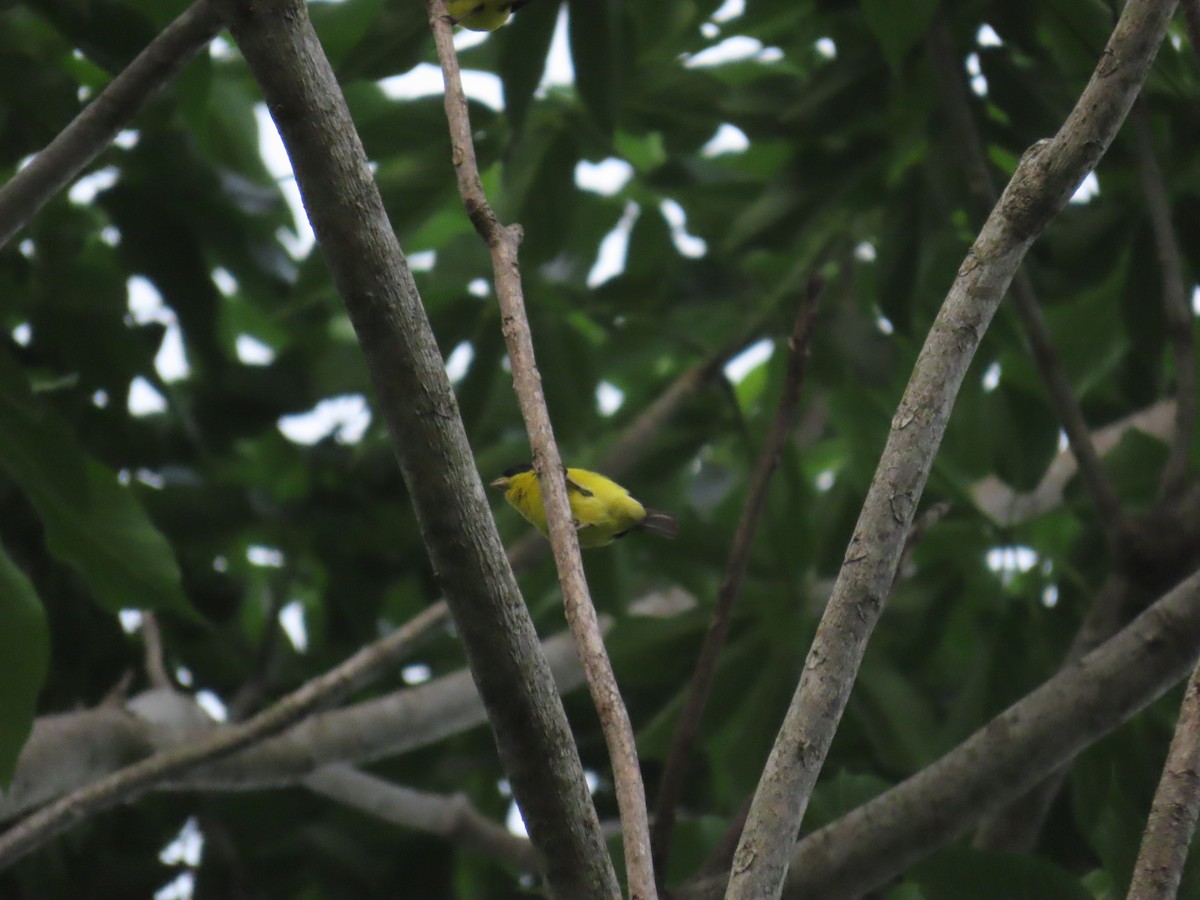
[489,476,508,490]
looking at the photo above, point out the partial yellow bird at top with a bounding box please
[490,464,679,549]
[445,0,531,31]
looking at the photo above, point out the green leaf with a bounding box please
[990,385,1060,492]
[568,0,619,135]
[859,0,938,71]
[885,884,928,900]
[498,0,561,133]
[175,48,213,147]
[806,770,892,830]
[1098,429,1169,512]
[310,0,386,69]
[120,0,192,29]
[853,655,944,770]
[623,205,676,281]
[733,344,773,414]
[0,544,49,788]
[502,109,580,264]
[1071,713,1168,891]
[0,352,194,618]
[909,846,1093,900]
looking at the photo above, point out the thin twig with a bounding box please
[140,612,173,690]
[1128,659,1200,900]
[427,5,653,897]
[0,603,447,869]
[927,14,1126,545]
[1131,102,1195,498]
[98,669,135,707]
[0,0,220,248]
[649,278,823,886]
[726,4,1178,896]
[305,765,539,871]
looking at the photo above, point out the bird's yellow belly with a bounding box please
[569,491,645,547]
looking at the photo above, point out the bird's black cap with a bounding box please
[501,463,534,477]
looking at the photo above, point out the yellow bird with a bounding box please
[490,464,679,549]
[445,0,530,31]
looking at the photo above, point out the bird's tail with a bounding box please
[640,509,679,539]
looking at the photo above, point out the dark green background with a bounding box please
[1,0,1198,896]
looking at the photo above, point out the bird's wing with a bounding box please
[564,473,594,498]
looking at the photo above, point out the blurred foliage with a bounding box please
[0,0,1198,896]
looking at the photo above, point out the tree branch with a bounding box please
[1130,102,1195,498]
[680,564,1200,899]
[427,4,651,896]
[304,765,539,872]
[2,591,690,823]
[0,707,157,821]
[201,1,621,895]
[726,4,1178,896]
[926,14,1126,544]
[140,612,173,691]
[0,602,446,869]
[0,0,220,248]
[1128,660,1200,900]
[173,608,589,791]
[2,605,567,820]
[650,279,823,886]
